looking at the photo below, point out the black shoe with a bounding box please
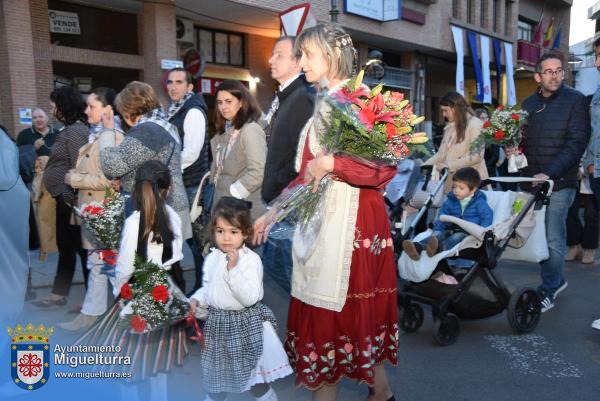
[25,290,37,301]
[32,297,67,307]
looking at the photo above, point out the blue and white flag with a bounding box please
[467,31,484,102]
[480,35,492,104]
[504,41,517,106]
[451,26,465,96]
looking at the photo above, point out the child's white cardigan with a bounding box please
[113,206,184,297]
[190,246,264,310]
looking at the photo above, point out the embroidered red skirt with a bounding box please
[285,190,399,390]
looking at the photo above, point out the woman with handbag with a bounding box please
[98,81,190,292]
[424,92,488,193]
[209,80,267,221]
[58,87,124,331]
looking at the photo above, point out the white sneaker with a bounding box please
[592,319,600,331]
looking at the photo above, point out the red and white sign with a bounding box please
[279,3,317,36]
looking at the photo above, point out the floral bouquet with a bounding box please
[265,70,427,259]
[471,104,528,173]
[118,256,189,334]
[75,188,125,277]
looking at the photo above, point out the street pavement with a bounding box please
[6,245,600,401]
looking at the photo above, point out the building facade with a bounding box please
[0,0,573,137]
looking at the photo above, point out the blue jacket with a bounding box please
[433,190,493,232]
[521,84,590,191]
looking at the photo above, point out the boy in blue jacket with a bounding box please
[403,167,493,260]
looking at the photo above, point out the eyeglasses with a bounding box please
[539,68,565,77]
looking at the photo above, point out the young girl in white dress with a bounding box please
[74,160,188,401]
[190,196,292,401]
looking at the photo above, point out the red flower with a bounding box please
[83,205,104,215]
[357,93,399,131]
[496,105,504,111]
[152,284,169,303]
[386,123,396,140]
[483,120,492,129]
[130,315,147,333]
[494,130,505,140]
[120,283,132,300]
[332,86,369,105]
[511,113,520,121]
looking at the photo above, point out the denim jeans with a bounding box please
[261,220,293,294]
[419,229,468,253]
[539,188,576,295]
[185,185,205,292]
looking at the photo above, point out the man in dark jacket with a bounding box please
[167,67,210,292]
[508,52,590,312]
[261,36,315,292]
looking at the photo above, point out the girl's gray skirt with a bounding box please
[200,302,278,394]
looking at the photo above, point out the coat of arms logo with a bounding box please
[8,323,53,390]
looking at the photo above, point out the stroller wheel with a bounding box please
[400,303,424,333]
[433,313,460,346]
[507,287,541,334]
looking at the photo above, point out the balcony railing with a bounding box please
[517,40,541,66]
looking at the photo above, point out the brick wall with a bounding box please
[0,0,39,137]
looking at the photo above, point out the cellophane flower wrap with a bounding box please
[471,104,528,148]
[75,188,124,277]
[471,105,528,172]
[266,70,427,260]
[118,255,189,334]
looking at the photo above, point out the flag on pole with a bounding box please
[532,10,544,45]
[543,17,555,48]
[451,26,465,96]
[552,24,562,49]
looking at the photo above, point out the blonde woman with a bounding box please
[254,24,397,401]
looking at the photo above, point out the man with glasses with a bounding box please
[507,52,589,312]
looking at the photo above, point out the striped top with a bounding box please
[43,121,88,203]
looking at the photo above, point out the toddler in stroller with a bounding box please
[402,167,493,261]
[397,176,553,346]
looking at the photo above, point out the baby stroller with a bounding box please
[385,163,449,259]
[397,178,553,346]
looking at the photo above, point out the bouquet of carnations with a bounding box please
[75,188,125,277]
[265,70,427,259]
[118,256,189,334]
[471,104,528,173]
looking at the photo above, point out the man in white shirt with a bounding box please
[167,68,210,292]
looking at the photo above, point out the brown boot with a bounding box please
[426,236,439,257]
[402,240,421,261]
[581,249,596,264]
[565,245,581,261]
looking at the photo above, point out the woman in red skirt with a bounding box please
[253,23,398,401]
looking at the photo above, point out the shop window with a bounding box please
[48,0,138,55]
[195,27,245,67]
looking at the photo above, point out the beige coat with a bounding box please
[69,130,124,249]
[425,115,488,192]
[31,156,57,261]
[210,121,267,221]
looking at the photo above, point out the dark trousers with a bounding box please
[51,195,88,297]
[566,192,599,249]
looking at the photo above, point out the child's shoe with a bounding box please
[255,386,278,401]
[425,236,439,257]
[402,240,421,261]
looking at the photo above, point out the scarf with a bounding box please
[138,108,181,145]
[168,92,194,120]
[88,115,123,143]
